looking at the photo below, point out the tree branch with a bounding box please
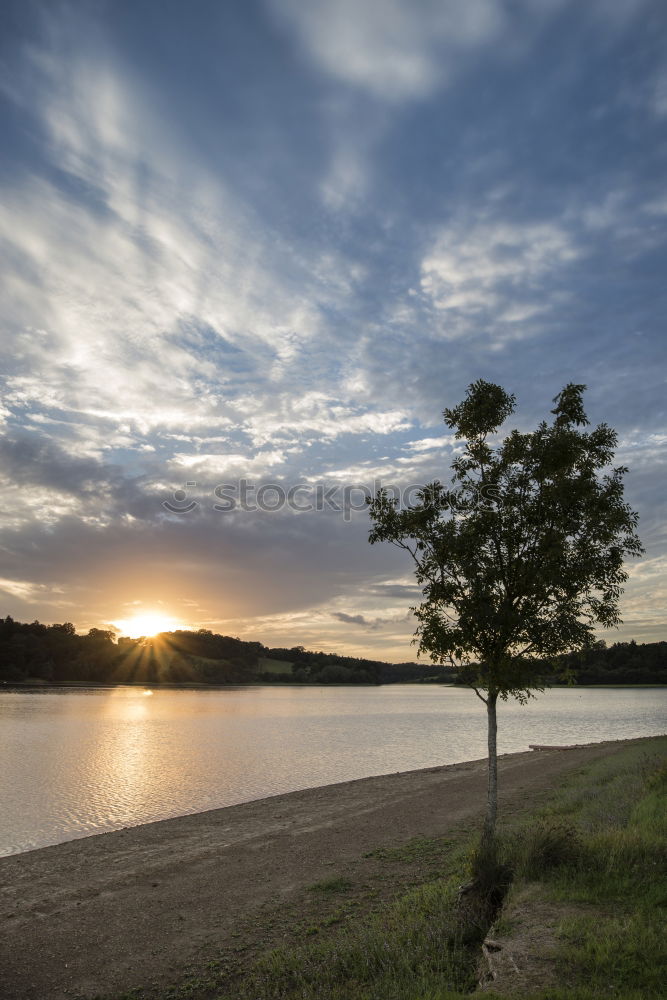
[471,685,488,705]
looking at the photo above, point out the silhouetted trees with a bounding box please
[0,615,663,687]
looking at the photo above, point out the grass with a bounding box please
[364,835,456,864]
[237,874,476,1000]
[487,740,667,1000]
[308,876,356,894]
[111,738,667,1000]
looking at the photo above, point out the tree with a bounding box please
[368,381,643,848]
[86,628,116,643]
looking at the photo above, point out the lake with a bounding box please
[1,684,665,857]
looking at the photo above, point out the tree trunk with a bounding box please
[483,690,498,847]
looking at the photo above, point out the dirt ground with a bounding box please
[476,882,588,995]
[0,739,647,1000]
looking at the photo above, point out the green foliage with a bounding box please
[509,819,583,880]
[557,910,665,997]
[552,639,667,685]
[368,381,644,699]
[481,745,667,1000]
[468,836,513,897]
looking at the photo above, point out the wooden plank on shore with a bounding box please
[529,744,577,750]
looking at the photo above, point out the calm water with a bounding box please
[0,684,665,856]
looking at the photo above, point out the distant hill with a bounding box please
[0,616,450,686]
[0,617,664,687]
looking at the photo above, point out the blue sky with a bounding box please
[0,0,665,658]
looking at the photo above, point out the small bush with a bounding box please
[468,837,512,898]
[510,819,582,880]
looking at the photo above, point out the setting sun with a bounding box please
[114,613,185,638]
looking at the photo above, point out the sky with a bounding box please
[0,0,665,659]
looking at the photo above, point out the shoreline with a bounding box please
[1,736,663,1000]
[3,735,661,862]
[3,680,666,692]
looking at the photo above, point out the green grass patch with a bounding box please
[234,875,476,1000]
[557,910,665,996]
[491,738,667,999]
[307,877,355,894]
[364,835,455,864]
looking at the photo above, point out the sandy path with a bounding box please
[0,739,650,999]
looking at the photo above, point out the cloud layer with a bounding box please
[1,0,665,656]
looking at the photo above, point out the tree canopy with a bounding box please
[368,380,644,841]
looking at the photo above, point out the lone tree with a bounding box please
[368,381,643,847]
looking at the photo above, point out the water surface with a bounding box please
[1,684,664,856]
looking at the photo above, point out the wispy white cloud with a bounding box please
[0,37,396,467]
[418,217,581,344]
[269,0,654,104]
[169,449,289,479]
[232,393,412,449]
[321,143,371,210]
[271,0,506,102]
[0,577,48,601]
[404,435,458,453]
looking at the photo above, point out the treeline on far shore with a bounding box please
[0,617,443,687]
[0,616,665,687]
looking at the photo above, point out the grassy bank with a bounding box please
[115,738,666,1000]
[482,739,667,999]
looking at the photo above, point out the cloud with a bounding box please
[405,435,457,453]
[366,582,422,600]
[651,70,667,116]
[331,608,414,633]
[0,32,415,474]
[420,218,581,326]
[0,503,409,627]
[0,0,664,658]
[233,394,412,450]
[271,0,507,102]
[0,577,55,602]
[0,433,122,497]
[332,611,369,626]
[270,0,654,104]
[321,143,371,210]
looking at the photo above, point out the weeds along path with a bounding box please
[0,738,656,1000]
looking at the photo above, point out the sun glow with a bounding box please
[114,612,184,638]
